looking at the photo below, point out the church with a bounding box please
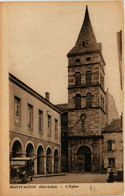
[56,6,123,174]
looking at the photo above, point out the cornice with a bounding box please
[9,73,62,114]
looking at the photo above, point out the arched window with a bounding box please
[75,72,81,86]
[86,71,92,86]
[86,93,92,107]
[75,94,81,108]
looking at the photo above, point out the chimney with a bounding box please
[45,92,50,101]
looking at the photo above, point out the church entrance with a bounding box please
[77,146,91,173]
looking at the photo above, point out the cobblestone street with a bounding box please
[27,173,108,184]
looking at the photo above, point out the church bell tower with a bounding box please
[67,6,106,173]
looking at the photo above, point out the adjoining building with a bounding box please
[56,6,123,174]
[102,119,123,173]
[9,73,62,175]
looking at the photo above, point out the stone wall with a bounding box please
[68,137,102,173]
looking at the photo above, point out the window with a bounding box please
[55,119,58,139]
[86,57,91,61]
[14,96,21,124]
[86,93,92,107]
[38,110,43,132]
[107,140,115,151]
[108,158,115,168]
[75,94,81,108]
[75,72,81,86]
[86,71,92,85]
[82,41,85,47]
[75,59,80,64]
[28,104,33,129]
[48,115,51,136]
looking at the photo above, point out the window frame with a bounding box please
[27,104,33,129]
[107,140,115,151]
[14,96,21,125]
[108,158,115,168]
[38,110,43,132]
[55,119,58,139]
[47,115,51,137]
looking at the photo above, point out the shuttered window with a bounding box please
[107,140,115,151]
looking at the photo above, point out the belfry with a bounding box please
[67,6,106,173]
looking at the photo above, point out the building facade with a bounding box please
[102,119,123,173]
[57,6,123,174]
[9,73,61,175]
[67,6,106,173]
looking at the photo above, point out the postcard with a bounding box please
[0,1,124,195]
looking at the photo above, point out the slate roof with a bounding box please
[102,119,122,133]
[67,6,100,57]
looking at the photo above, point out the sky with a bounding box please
[2,1,123,115]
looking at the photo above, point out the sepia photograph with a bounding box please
[0,1,124,195]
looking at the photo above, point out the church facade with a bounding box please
[56,6,123,174]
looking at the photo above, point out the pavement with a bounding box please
[27,173,108,184]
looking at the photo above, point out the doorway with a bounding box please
[77,146,91,172]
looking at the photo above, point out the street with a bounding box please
[27,173,108,184]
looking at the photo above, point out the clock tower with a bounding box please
[67,6,106,173]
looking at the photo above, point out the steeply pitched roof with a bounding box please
[67,6,100,57]
[102,119,122,133]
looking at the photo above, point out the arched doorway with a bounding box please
[37,146,44,174]
[46,147,52,174]
[12,140,23,157]
[77,146,91,173]
[54,149,59,173]
[26,143,34,157]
